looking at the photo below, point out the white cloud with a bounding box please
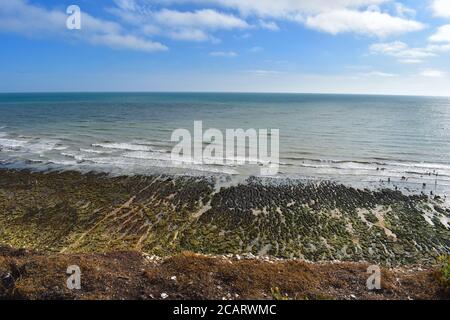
[394,2,416,18]
[305,9,425,37]
[148,0,425,37]
[258,20,280,31]
[244,70,286,76]
[0,0,66,35]
[167,29,209,41]
[370,41,436,63]
[399,59,423,64]
[249,46,263,53]
[210,51,238,57]
[429,24,450,42]
[0,0,167,52]
[431,0,450,18]
[114,0,139,11]
[0,0,435,55]
[370,39,450,65]
[110,3,249,42]
[170,0,389,17]
[427,43,450,51]
[360,71,397,77]
[89,33,167,52]
[370,41,408,53]
[238,33,252,39]
[153,9,249,30]
[420,69,445,77]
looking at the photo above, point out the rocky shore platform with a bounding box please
[0,169,448,299]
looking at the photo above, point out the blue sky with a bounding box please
[1,0,450,95]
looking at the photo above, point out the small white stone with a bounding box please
[161,293,169,299]
[170,276,177,281]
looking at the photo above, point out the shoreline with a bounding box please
[1,162,448,200]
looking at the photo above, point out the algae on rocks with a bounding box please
[0,169,448,266]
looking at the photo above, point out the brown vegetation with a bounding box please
[0,246,448,300]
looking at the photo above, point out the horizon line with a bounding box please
[0,91,449,99]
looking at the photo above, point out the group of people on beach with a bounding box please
[377,168,445,199]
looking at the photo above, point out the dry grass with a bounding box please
[1,247,447,300]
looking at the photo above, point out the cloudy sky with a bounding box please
[1,0,450,95]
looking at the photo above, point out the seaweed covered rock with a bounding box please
[0,170,448,266]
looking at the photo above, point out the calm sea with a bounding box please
[1,92,450,196]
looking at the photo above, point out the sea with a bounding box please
[1,92,450,197]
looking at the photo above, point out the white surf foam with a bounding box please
[0,138,27,149]
[80,148,113,154]
[92,142,154,152]
[61,152,85,161]
[25,140,58,153]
